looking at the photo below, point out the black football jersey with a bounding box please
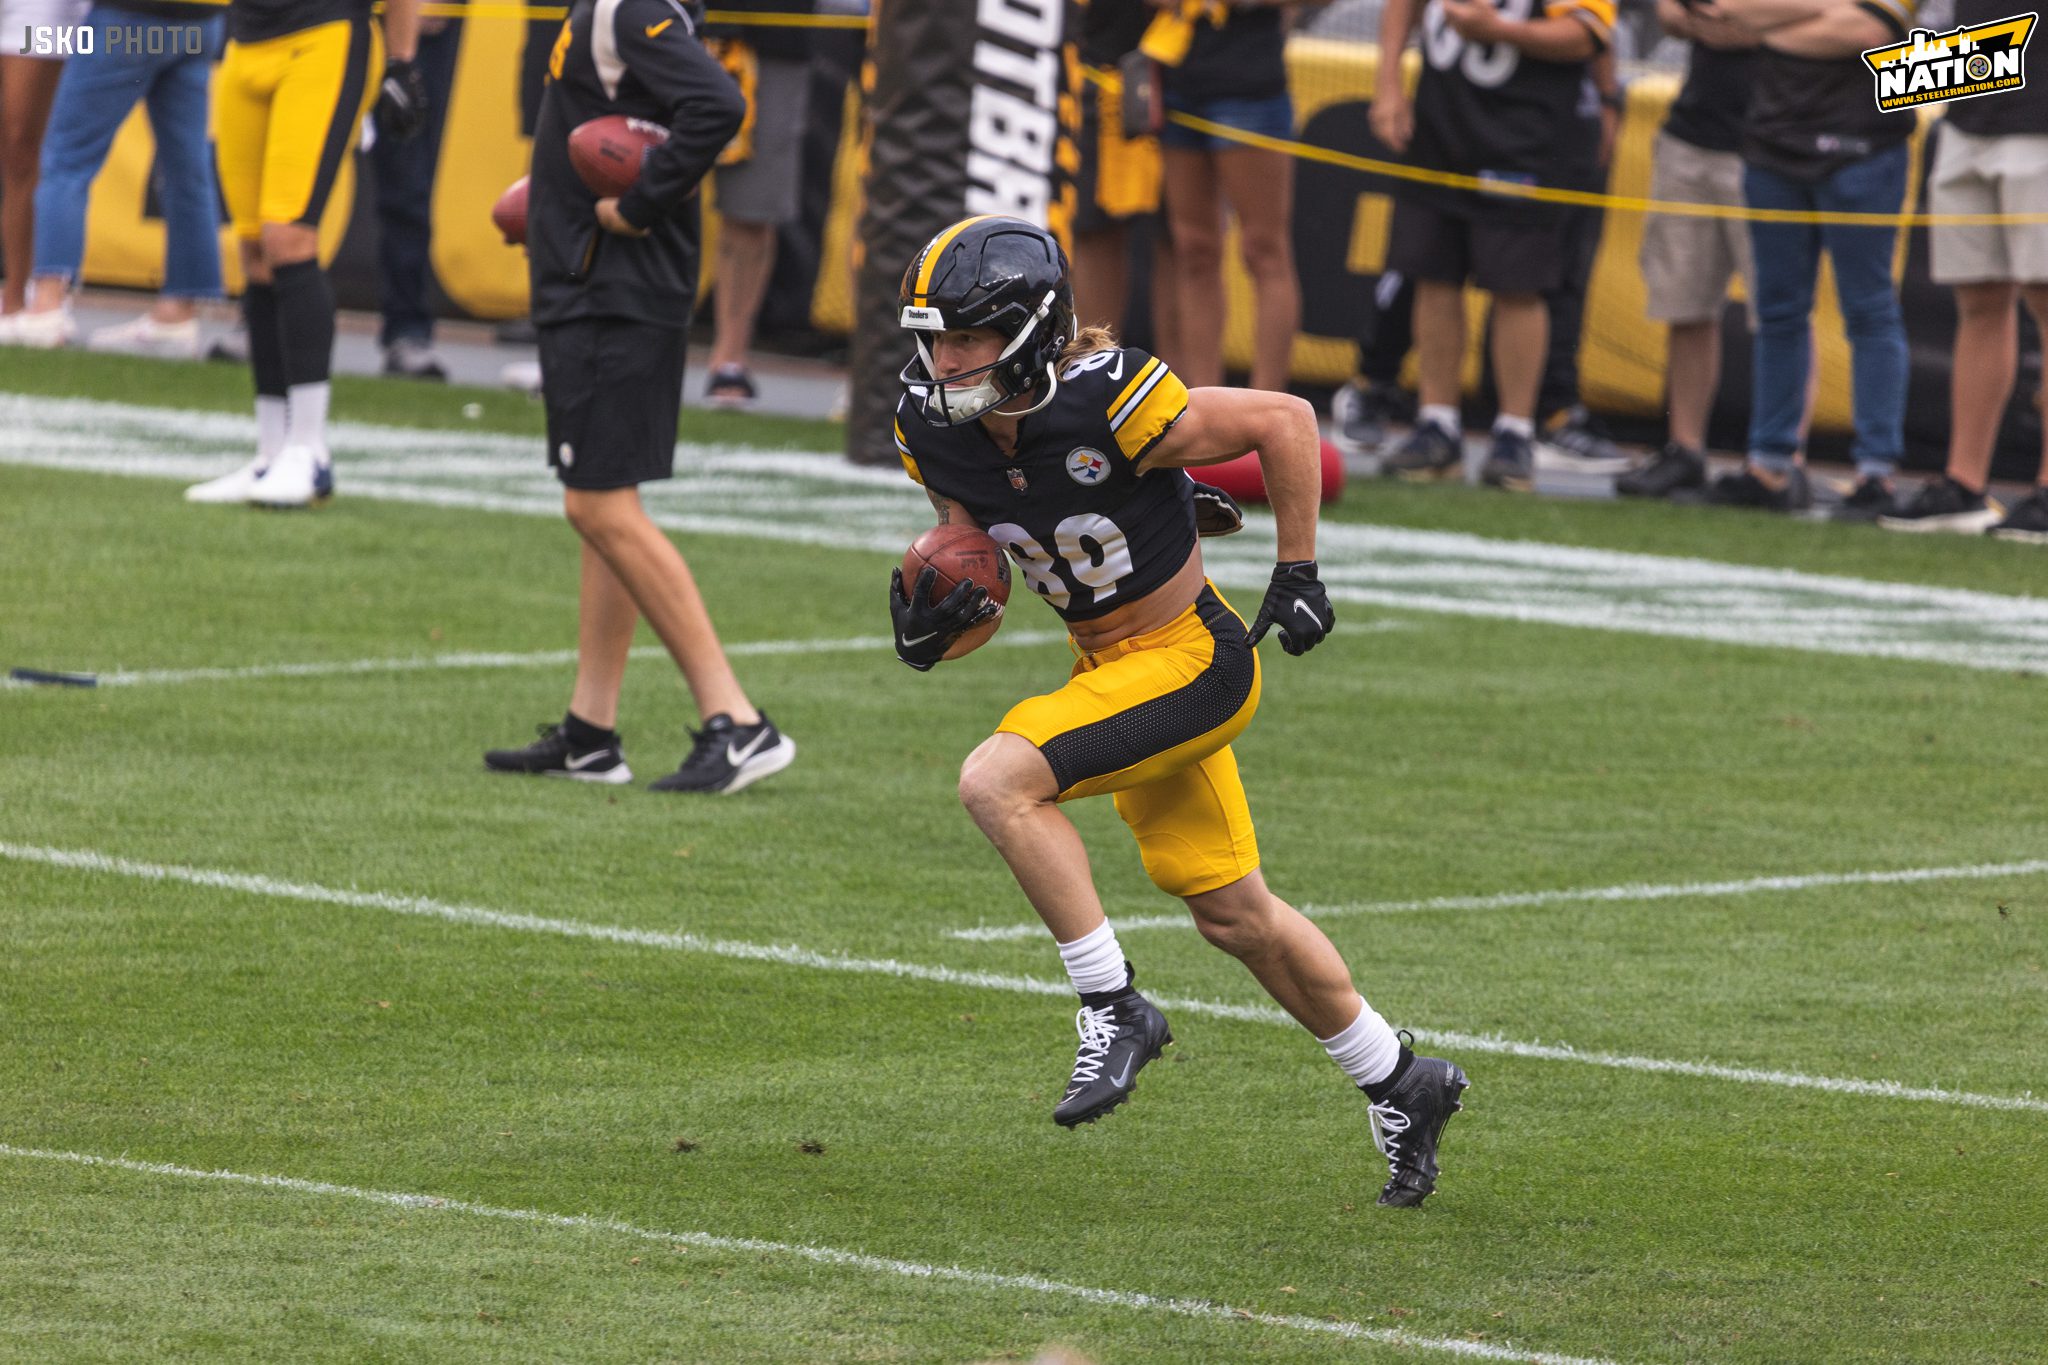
[896,348,1197,625]
[1408,0,1614,183]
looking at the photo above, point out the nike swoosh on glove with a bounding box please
[1190,480,1243,538]
[1247,559,1334,656]
[375,59,431,142]
[890,564,1000,671]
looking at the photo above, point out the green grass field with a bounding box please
[4,349,2048,1363]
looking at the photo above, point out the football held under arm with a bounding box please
[611,0,748,230]
[1138,386,1321,564]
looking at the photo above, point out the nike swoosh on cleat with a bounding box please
[1108,1058,1134,1087]
[726,729,773,767]
[564,750,614,770]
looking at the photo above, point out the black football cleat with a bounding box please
[1367,1036,1468,1208]
[1053,969,1172,1128]
[484,722,632,785]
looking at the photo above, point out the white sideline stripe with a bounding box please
[0,1146,1621,1365]
[0,631,1071,691]
[5,842,2044,1116]
[948,858,2048,941]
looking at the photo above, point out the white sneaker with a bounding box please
[185,458,269,504]
[89,312,201,359]
[0,307,76,348]
[500,358,542,393]
[247,444,334,508]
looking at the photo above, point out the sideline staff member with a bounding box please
[484,0,796,795]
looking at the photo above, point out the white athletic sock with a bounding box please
[255,396,288,466]
[1318,995,1402,1089]
[1492,412,1534,439]
[285,381,330,453]
[1057,921,1128,997]
[1419,404,1460,437]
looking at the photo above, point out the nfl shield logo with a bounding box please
[1007,466,1029,492]
[1066,447,1109,485]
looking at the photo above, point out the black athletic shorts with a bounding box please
[1385,191,1567,296]
[539,318,686,490]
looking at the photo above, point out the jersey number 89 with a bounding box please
[988,514,1133,611]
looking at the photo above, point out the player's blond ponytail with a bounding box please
[1059,325,1119,367]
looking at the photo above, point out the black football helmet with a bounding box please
[898,215,1076,426]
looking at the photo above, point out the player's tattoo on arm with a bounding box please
[928,490,952,522]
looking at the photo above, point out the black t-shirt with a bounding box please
[1162,6,1288,102]
[702,0,810,63]
[1943,0,2048,135]
[228,0,370,42]
[1662,43,1756,154]
[1081,0,1151,68]
[1742,0,1918,179]
[528,0,746,328]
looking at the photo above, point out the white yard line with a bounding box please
[2,631,1071,691]
[0,1145,1623,1365]
[15,393,2048,673]
[5,841,2042,1115]
[948,858,2048,941]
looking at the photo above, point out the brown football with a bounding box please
[566,115,670,198]
[490,176,528,245]
[901,524,1011,660]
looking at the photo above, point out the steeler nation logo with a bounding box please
[1066,447,1110,485]
[1862,12,2037,111]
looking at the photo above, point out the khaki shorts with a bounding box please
[1929,125,2048,284]
[1639,130,1753,325]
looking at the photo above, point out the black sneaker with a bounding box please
[1331,378,1414,452]
[1990,487,2048,543]
[705,365,757,409]
[1615,441,1707,498]
[1539,405,1631,475]
[1831,474,1897,523]
[484,722,632,785]
[647,712,795,794]
[1880,476,2001,534]
[1053,967,1173,1127]
[1706,462,1811,512]
[1380,421,1463,481]
[1480,428,1535,490]
[1367,1036,1469,1208]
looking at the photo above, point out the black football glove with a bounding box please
[1247,559,1334,656]
[890,564,1000,671]
[1191,480,1244,538]
[375,58,431,142]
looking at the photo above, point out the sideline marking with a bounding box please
[0,1144,1624,1365]
[5,841,2042,1115]
[949,858,2048,940]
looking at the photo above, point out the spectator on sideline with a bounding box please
[1070,0,1177,359]
[371,0,462,380]
[1329,268,1417,454]
[0,0,224,353]
[1371,0,1616,489]
[1712,0,1919,517]
[701,0,811,409]
[1879,1,2048,538]
[0,0,88,321]
[1148,0,1300,391]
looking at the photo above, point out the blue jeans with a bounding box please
[32,9,225,298]
[1742,145,1910,477]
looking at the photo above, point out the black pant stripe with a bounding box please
[298,17,372,227]
[1040,587,1255,794]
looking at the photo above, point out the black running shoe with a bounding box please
[647,712,795,794]
[1991,487,2048,543]
[1381,421,1463,481]
[484,722,632,785]
[1332,378,1415,453]
[1052,968,1173,1128]
[1539,405,1631,475]
[1480,428,1535,490]
[1706,463,1811,512]
[1367,1036,1469,1208]
[1831,474,1897,523]
[1880,476,2002,534]
[706,365,757,409]
[1615,441,1707,498]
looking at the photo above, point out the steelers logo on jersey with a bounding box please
[1066,447,1111,485]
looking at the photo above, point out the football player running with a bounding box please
[889,216,1467,1208]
